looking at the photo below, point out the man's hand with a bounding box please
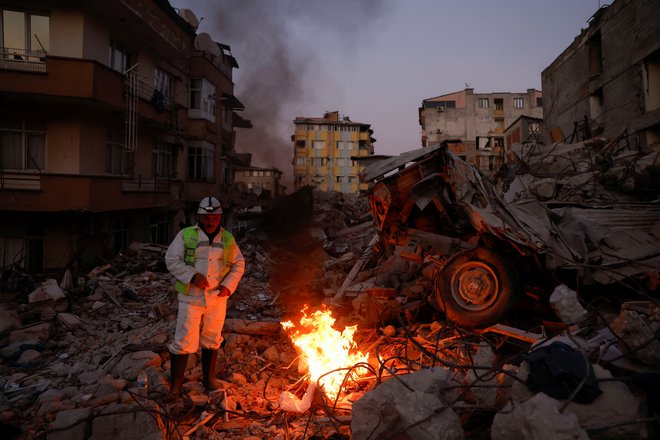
[191,273,209,289]
[217,286,231,297]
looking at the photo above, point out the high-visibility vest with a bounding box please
[174,226,236,294]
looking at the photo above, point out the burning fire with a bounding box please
[282,307,368,400]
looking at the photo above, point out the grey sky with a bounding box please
[170,0,601,169]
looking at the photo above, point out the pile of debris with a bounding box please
[1,176,659,439]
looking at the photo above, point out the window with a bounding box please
[495,118,505,129]
[494,98,503,110]
[244,170,250,176]
[312,140,325,149]
[536,97,543,107]
[110,218,129,254]
[432,100,456,109]
[109,41,132,73]
[188,141,214,181]
[106,130,132,175]
[149,213,170,246]
[1,10,49,60]
[154,68,173,98]
[588,31,602,76]
[188,78,216,121]
[644,50,660,112]
[336,141,354,151]
[152,142,174,178]
[494,137,504,147]
[478,98,489,108]
[296,140,305,148]
[295,157,306,165]
[513,98,524,109]
[0,118,45,171]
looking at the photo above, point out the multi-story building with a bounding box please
[0,0,249,273]
[419,88,543,173]
[542,0,659,149]
[234,166,284,199]
[292,111,375,194]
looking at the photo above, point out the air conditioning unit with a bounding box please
[436,106,444,112]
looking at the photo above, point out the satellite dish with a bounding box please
[207,42,221,57]
[178,9,199,30]
[194,32,213,51]
[194,32,221,57]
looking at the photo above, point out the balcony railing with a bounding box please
[122,175,170,192]
[0,171,41,190]
[0,47,46,73]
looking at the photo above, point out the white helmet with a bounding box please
[197,196,223,214]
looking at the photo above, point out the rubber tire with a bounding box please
[435,247,518,328]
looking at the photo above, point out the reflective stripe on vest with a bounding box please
[175,227,236,294]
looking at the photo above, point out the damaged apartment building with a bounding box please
[419,87,543,174]
[0,0,251,273]
[542,0,660,150]
[292,111,375,194]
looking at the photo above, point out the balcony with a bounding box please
[122,175,171,192]
[0,47,46,73]
[0,56,175,127]
[1,171,178,212]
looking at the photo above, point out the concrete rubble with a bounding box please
[1,166,660,439]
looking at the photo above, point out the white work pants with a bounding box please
[169,296,228,354]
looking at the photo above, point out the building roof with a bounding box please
[294,116,371,127]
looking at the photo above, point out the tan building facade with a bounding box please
[419,88,543,173]
[292,111,375,194]
[0,0,249,273]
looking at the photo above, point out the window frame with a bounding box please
[0,118,46,171]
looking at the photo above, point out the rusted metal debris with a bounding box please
[361,139,660,328]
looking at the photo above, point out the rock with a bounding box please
[549,284,587,325]
[89,403,165,440]
[564,364,647,439]
[229,372,248,385]
[17,349,42,366]
[9,323,52,344]
[78,371,102,385]
[29,279,66,303]
[262,345,280,363]
[382,325,396,337]
[352,369,463,440]
[0,307,21,333]
[47,407,91,440]
[463,344,498,407]
[57,313,81,330]
[611,309,660,365]
[111,351,161,381]
[491,393,588,440]
[38,389,66,404]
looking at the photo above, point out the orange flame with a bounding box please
[282,307,368,400]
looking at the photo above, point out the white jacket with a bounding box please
[165,225,245,305]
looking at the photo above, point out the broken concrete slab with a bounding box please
[351,372,464,440]
[47,407,91,440]
[29,279,67,303]
[549,284,588,325]
[563,364,648,439]
[89,403,164,440]
[110,351,161,381]
[491,393,589,440]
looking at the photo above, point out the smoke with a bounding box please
[201,0,391,191]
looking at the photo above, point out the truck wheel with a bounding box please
[434,247,518,328]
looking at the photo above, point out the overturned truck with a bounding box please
[362,142,660,327]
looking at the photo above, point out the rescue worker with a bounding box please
[165,196,245,394]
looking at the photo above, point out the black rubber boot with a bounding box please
[169,353,189,395]
[202,348,220,392]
